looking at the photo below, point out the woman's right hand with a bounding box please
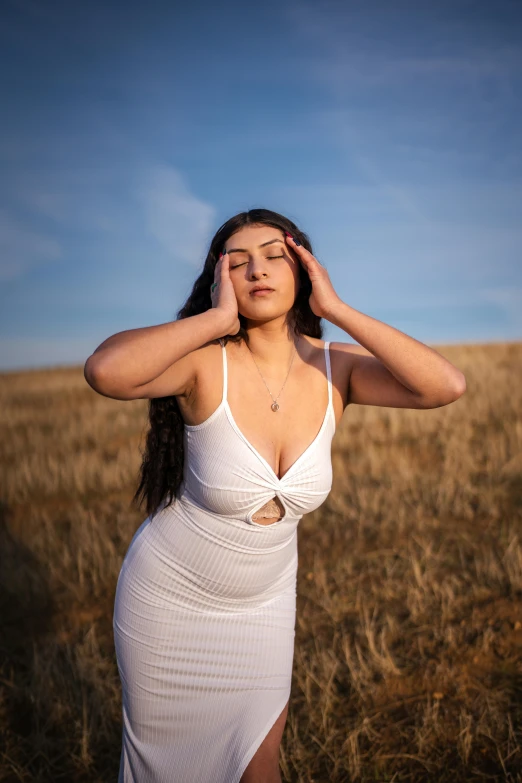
[210,250,241,335]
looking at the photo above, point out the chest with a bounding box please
[182,403,335,525]
[184,341,340,481]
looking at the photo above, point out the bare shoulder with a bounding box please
[296,337,359,411]
[304,336,370,364]
[328,340,374,371]
[321,339,375,410]
[328,340,374,357]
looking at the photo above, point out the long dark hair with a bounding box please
[133,208,324,518]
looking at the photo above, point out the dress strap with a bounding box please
[219,339,228,403]
[324,341,333,406]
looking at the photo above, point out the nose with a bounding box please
[248,255,269,279]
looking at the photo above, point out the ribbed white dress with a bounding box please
[113,339,336,782]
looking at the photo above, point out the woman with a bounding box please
[84,208,466,783]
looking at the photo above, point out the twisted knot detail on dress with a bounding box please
[180,338,335,527]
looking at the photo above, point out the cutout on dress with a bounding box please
[251,495,285,524]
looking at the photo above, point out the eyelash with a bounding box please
[230,255,284,270]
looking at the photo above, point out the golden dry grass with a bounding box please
[0,342,521,782]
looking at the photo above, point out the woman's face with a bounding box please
[223,224,301,322]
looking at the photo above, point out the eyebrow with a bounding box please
[226,238,284,255]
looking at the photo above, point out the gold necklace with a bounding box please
[247,336,300,412]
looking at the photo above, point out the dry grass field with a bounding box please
[1,341,521,782]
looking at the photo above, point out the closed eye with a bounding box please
[230,255,284,270]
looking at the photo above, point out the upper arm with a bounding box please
[331,342,434,410]
[85,346,202,401]
[128,350,200,400]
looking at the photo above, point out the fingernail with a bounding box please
[284,231,292,237]
[294,238,301,246]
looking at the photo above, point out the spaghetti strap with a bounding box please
[324,341,332,406]
[219,338,228,404]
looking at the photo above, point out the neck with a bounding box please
[243,316,299,366]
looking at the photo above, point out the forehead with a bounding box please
[227,225,284,248]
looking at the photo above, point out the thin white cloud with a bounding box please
[308,50,521,96]
[284,1,521,89]
[4,161,216,279]
[134,164,216,267]
[0,209,62,280]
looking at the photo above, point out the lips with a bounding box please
[250,287,274,294]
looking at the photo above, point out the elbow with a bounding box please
[84,354,105,393]
[435,372,466,408]
[84,352,139,400]
[423,370,467,408]
[451,370,467,401]
[84,352,116,396]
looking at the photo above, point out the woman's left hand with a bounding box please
[284,232,342,319]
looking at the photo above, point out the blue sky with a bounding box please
[1,0,521,370]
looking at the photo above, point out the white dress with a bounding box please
[113,339,336,782]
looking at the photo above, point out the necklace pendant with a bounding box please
[271,402,280,412]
